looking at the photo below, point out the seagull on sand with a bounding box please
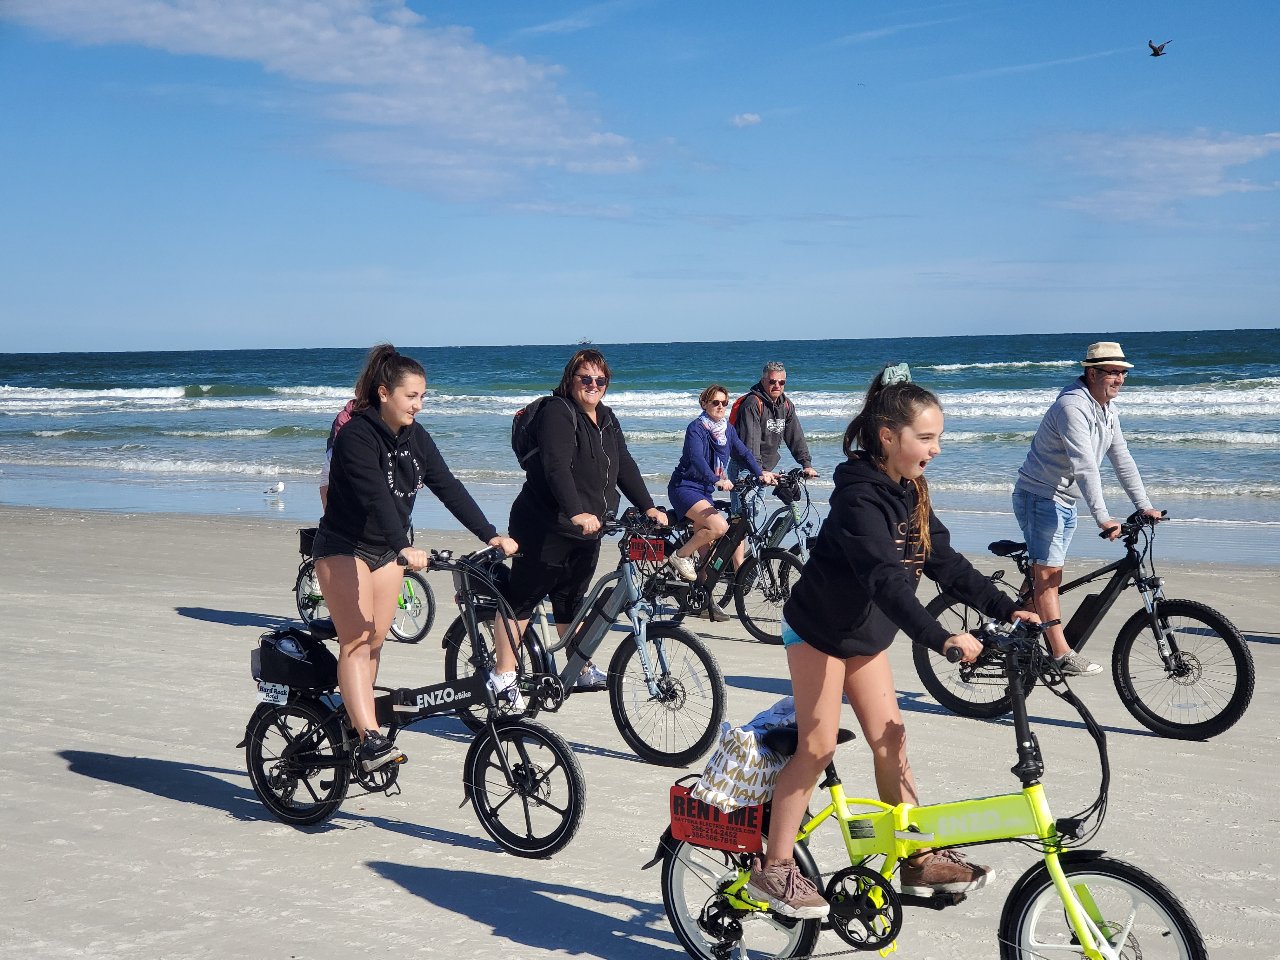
[1148,39,1171,57]
[264,481,285,494]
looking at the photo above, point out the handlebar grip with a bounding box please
[396,555,410,566]
[473,544,507,564]
[945,646,965,663]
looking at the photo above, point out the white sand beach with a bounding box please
[1,505,1276,959]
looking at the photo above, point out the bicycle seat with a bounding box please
[761,725,856,757]
[713,500,731,512]
[306,618,338,642]
[988,540,1027,558]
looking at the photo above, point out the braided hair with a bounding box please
[352,344,427,412]
[842,366,942,557]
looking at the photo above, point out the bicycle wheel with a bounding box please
[1112,599,1254,740]
[389,570,435,643]
[294,562,327,625]
[734,547,804,644]
[607,622,726,767]
[463,719,585,858]
[244,699,349,827]
[661,838,822,960]
[913,587,1028,719]
[442,613,545,733]
[998,855,1207,959]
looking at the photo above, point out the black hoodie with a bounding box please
[783,453,1016,658]
[322,406,498,551]
[511,396,654,540]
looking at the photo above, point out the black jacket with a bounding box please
[511,397,654,540]
[783,453,1016,658]
[321,406,498,551]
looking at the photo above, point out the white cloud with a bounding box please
[832,17,962,46]
[512,0,636,38]
[731,113,762,128]
[1052,130,1280,222]
[3,0,639,200]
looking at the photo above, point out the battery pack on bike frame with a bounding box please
[375,672,489,727]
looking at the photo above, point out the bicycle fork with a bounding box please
[1135,579,1180,666]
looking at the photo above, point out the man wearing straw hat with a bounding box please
[1012,341,1163,676]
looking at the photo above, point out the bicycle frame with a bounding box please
[1001,523,1171,660]
[670,635,1128,960]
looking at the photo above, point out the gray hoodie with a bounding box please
[1015,376,1152,527]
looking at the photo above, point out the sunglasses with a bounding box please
[577,375,609,388]
[767,378,786,387]
[707,399,728,408]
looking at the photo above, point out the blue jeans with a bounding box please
[1012,489,1076,567]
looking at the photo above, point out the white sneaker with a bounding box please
[574,663,608,690]
[487,669,526,711]
[1055,651,1103,677]
[668,553,698,582]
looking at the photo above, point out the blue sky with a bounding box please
[2,1,1277,352]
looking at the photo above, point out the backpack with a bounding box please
[511,395,573,468]
[727,394,761,429]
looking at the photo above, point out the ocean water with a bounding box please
[2,330,1278,565]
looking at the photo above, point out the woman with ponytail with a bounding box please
[314,344,516,773]
[744,364,1039,920]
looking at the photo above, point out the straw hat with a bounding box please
[1082,341,1133,369]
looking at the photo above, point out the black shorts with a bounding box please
[312,527,400,572]
[502,529,600,622]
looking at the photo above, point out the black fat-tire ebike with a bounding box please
[442,509,728,768]
[912,511,1254,740]
[294,526,436,643]
[242,547,585,857]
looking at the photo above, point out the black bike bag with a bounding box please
[252,626,338,690]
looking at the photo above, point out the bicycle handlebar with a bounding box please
[1098,508,1167,540]
[945,618,1047,661]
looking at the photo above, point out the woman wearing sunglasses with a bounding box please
[490,349,668,703]
[666,384,776,609]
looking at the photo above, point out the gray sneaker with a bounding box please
[746,857,830,919]
[1055,651,1103,677]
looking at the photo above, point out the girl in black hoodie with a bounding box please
[745,365,1039,920]
[314,345,516,774]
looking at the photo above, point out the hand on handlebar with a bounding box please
[488,535,519,557]
[571,512,602,536]
[1099,521,1123,541]
[759,470,778,485]
[1141,508,1165,522]
[715,478,734,491]
[644,506,669,527]
[397,547,430,571]
[801,466,818,479]
[1009,609,1041,626]
[943,632,984,663]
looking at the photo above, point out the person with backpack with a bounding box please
[491,348,668,705]
[728,361,819,484]
[666,384,776,612]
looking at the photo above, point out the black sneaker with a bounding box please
[358,730,406,772]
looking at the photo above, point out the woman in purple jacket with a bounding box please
[666,384,775,584]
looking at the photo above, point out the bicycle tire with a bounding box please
[734,548,804,644]
[912,587,1030,719]
[661,838,822,960]
[244,698,349,827]
[442,612,546,733]
[1111,599,1254,740]
[388,570,436,643]
[607,622,726,767]
[998,855,1207,959]
[463,718,585,858]
[294,561,327,625]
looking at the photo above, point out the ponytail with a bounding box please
[842,364,941,557]
[351,344,426,411]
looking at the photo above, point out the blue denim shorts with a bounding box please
[1012,489,1076,567]
[780,618,805,648]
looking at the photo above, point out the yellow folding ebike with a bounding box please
[647,620,1206,959]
